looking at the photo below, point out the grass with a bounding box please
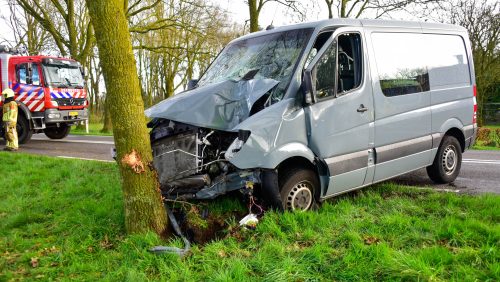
[0,153,499,281]
[70,123,113,136]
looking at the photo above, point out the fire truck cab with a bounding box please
[0,46,88,143]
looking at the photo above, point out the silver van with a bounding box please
[146,19,477,211]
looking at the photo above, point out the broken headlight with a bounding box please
[224,130,250,160]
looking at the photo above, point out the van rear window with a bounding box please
[372,33,430,96]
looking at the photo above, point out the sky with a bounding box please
[0,0,355,46]
[0,0,434,47]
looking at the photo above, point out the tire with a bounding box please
[44,124,71,139]
[17,115,33,144]
[426,135,462,184]
[279,168,319,211]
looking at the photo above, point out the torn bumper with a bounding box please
[161,170,261,200]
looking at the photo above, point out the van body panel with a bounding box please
[368,149,433,184]
[229,98,314,170]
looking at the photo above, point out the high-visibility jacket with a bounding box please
[2,101,18,123]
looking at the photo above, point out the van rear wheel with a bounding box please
[279,168,319,211]
[426,135,462,184]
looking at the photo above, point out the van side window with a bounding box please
[313,32,363,99]
[314,42,337,98]
[337,33,362,95]
[372,33,429,96]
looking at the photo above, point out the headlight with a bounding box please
[225,130,251,160]
[48,113,61,119]
[225,138,244,160]
[51,101,58,107]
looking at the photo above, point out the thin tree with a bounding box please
[323,0,442,19]
[85,0,169,235]
[246,0,305,32]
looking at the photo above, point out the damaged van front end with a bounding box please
[146,79,279,201]
[145,27,315,209]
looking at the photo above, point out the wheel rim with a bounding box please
[442,145,457,175]
[286,181,313,211]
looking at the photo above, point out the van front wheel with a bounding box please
[426,135,462,184]
[279,168,319,211]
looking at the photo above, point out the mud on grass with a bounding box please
[1,152,499,281]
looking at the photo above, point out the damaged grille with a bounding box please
[152,132,198,188]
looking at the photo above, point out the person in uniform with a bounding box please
[2,88,18,151]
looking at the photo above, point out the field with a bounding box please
[0,153,498,281]
[70,123,113,136]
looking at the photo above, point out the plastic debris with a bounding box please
[239,213,259,229]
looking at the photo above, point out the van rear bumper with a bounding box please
[465,123,477,149]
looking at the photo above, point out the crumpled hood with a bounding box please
[145,78,279,131]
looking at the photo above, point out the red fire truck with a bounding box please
[0,46,88,143]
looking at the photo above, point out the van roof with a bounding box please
[234,19,466,42]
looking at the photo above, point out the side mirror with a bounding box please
[26,62,33,84]
[80,66,86,78]
[187,79,198,90]
[302,69,314,105]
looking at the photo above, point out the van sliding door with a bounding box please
[368,32,433,182]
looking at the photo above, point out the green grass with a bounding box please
[70,123,113,136]
[1,153,499,281]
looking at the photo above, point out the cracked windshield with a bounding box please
[198,28,312,102]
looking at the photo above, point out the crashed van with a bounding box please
[146,19,477,211]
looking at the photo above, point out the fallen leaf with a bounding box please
[363,236,380,245]
[100,235,113,249]
[30,257,39,268]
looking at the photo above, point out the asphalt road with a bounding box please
[2,134,499,194]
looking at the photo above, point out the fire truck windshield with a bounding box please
[43,64,84,89]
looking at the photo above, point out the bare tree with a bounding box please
[448,0,499,125]
[1,0,53,54]
[246,0,305,32]
[323,0,443,19]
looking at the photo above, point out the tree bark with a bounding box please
[248,0,259,33]
[85,0,169,235]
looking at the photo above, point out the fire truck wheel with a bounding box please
[44,124,71,139]
[17,115,33,144]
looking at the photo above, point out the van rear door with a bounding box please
[304,27,375,197]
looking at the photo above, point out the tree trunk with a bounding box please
[248,0,259,33]
[85,0,169,235]
[100,97,113,133]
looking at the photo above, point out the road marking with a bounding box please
[57,155,115,163]
[416,187,461,193]
[463,159,500,165]
[32,137,114,145]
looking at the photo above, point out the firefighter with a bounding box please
[2,88,18,151]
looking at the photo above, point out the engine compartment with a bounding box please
[149,118,257,199]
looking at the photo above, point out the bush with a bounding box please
[477,127,491,142]
[483,140,498,147]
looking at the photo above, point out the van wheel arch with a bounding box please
[276,156,321,210]
[443,128,465,152]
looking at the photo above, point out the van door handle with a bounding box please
[357,104,368,113]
